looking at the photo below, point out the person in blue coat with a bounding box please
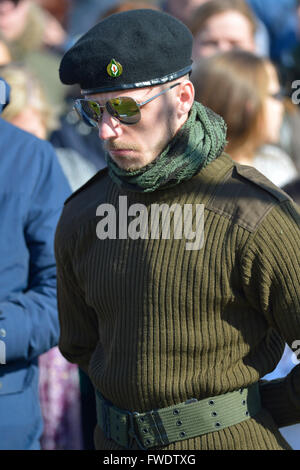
[0,79,71,450]
[246,0,298,63]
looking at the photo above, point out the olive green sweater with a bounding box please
[55,153,300,450]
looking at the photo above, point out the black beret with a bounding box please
[59,9,193,94]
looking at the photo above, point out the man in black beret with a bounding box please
[59,9,196,174]
[56,9,300,451]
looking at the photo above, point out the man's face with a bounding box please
[192,11,255,60]
[88,84,180,171]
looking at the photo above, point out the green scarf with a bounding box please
[106,101,227,193]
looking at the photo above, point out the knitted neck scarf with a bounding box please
[106,101,227,193]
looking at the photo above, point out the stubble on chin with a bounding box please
[107,151,145,172]
[104,119,176,172]
[114,159,144,172]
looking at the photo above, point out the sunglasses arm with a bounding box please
[138,82,180,107]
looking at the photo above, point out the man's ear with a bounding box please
[177,80,195,116]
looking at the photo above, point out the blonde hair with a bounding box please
[0,63,57,133]
[191,50,274,156]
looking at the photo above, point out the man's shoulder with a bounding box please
[206,160,293,232]
[55,166,110,248]
[233,163,292,203]
[64,166,109,206]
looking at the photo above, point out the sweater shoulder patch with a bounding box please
[64,166,108,205]
[206,164,292,232]
[235,165,293,203]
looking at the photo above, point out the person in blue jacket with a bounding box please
[0,79,71,450]
[246,0,298,63]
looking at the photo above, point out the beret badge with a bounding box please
[107,59,123,78]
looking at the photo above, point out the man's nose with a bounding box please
[98,110,123,140]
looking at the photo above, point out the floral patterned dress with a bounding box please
[38,347,83,450]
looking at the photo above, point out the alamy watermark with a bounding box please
[292,80,300,105]
[96,196,205,250]
[291,340,300,365]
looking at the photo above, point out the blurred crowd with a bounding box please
[0,0,300,451]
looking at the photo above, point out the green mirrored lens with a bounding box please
[73,100,102,127]
[82,100,102,122]
[107,97,141,124]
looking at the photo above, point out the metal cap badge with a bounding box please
[107,59,123,77]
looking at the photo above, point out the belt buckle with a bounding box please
[127,411,148,450]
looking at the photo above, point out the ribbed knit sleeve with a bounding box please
[241,200,300,426]
[55,234,99,375]
[260,366,300,427]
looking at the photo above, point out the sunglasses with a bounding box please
[73,82,180,127]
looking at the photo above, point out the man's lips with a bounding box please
[109,149,136,156]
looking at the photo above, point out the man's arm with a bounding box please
[241,199,300,427]
[259,366,300,428]
[55,222,99,376]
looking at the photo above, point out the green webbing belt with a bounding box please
[95,383,261,449]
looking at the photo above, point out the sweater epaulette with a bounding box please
[206,163,293,233]
[64,166,108,205]
[235,164,293,203]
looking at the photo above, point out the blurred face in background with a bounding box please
[9,107,47,139]
[192,10,255,59]
[166,0,208,24]
[0,0,30,41]
[0,65,54,140]
[263,63,284,144]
